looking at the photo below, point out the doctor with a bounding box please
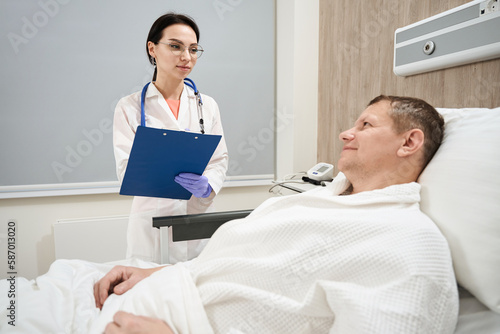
[113,13,228,264]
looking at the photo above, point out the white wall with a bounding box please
[0,0,319,280]
[276,0,319,179]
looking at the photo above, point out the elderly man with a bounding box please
[1,96,457,334]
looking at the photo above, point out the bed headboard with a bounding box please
[418,106,500,314]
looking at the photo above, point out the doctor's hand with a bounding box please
[93,266,165,309]
[104,311,174,334]
[174,172,213,198]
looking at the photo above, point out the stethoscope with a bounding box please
[140,78,205,134]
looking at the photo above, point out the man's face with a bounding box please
[337,100,404,178]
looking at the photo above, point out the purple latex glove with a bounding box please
[174,172,212,198]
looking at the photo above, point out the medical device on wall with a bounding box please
[141,78,205,133]
[306,163,334,182]
[393,0,500,76]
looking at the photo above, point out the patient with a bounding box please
[92,95,457,334]
[0,96,458,334]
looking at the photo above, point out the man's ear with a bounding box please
[397,129,424,157]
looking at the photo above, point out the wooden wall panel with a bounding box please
[318,0,500,170]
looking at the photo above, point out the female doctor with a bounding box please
[113,13,228,264]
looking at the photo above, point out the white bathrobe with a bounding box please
[0,173,459,334]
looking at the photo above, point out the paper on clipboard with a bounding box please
[119,126,221,200]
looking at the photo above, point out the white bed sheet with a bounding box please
[2,259,500,333]
[455,286,500,334]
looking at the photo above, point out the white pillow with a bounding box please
[419,107,500,314]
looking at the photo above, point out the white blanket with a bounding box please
[187,173,459,333]
[0,259,210,334]
[0,173,459,333]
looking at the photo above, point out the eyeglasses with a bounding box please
[157,42,204,58]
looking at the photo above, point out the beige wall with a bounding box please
[0,0,320,280]
[318,0,500,169]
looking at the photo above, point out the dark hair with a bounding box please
[368,95,444,170]
[146,13,200,80]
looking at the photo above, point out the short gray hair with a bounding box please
[368,95,444,169]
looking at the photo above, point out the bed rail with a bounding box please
[153,209,252,241]
[153,209,253,264]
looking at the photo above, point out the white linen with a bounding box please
[90,263,212,334]
[455,287,500,334]
[419,107,500,314]
[0,260,112,333]
[189,173,458,333]
[0,174,458,333]
[0,259,211,334]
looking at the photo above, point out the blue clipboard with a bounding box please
[120,126,222,200]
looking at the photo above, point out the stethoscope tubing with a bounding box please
[140,78,205,133]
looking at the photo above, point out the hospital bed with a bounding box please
[153,106,500,333]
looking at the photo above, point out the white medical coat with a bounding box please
[113,82,228,263]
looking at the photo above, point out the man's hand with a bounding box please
[93,266,164,309]
[104,311,174,334]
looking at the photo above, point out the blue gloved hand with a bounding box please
[174,173,212,198]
